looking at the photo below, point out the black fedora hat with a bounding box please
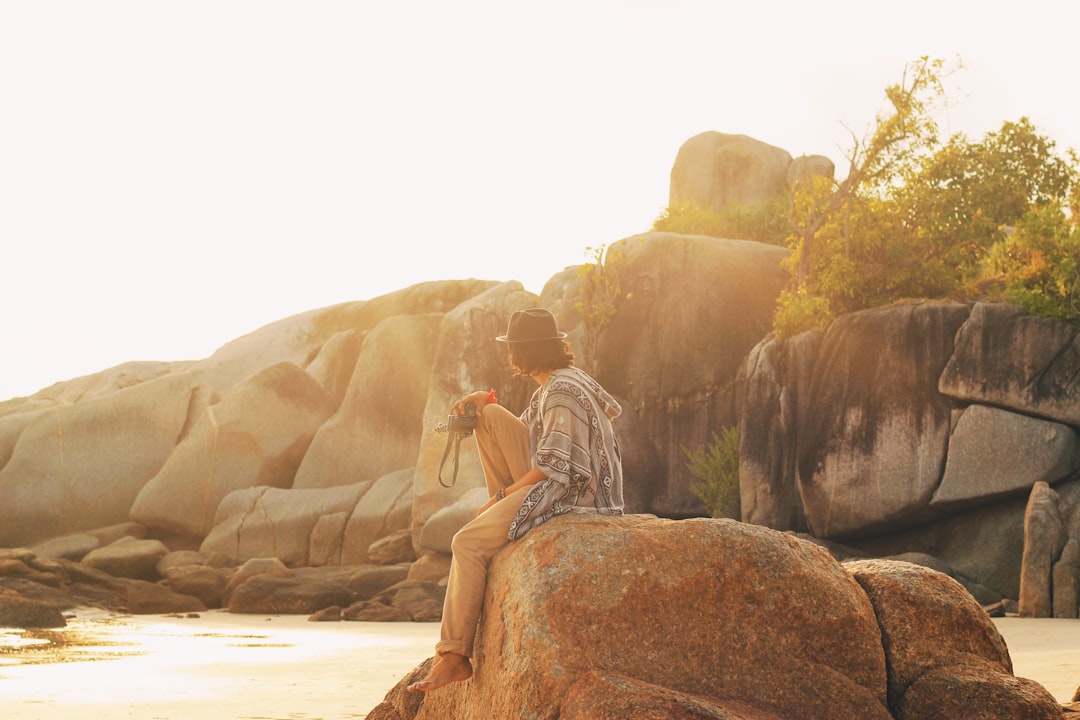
[496,308,568,343]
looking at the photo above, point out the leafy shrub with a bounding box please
[985,205,1080,321]
[772,287,834,338]
[683,425,741,519]
[653,198,790,246]
[574,244,623,372]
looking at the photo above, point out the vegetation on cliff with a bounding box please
[651,56,1080,333]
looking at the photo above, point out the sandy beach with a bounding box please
[0,610,1076,718]
[0,609,440,719]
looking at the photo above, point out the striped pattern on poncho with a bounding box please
[507,366,624,541]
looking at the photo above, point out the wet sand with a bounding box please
[0,610,1076,718]
[0,609,439,719]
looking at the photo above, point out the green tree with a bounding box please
[776,55,950,336]
[890,117,1078,297]
[985,204,1080,321]
[775,56,1080,335]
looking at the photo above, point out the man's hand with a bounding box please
[452,390,490,416]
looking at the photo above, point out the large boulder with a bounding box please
[30,533,100,561]
[130,362,336,541]
[1053,538,1080,619]
[931,404,1080,509]
[739,329,821,530]
[162,565,230,609]
[227,566,357,614]
[669,131,792,212]
[125,579,207,614]
[186,280,499,395]
[787,153,836,187]
[847,559,1062,719]
[200,482,371,565]
[9,360,194,406]
[1019,481,1067,617]
[796,302,971,538]
[377,514,892,720]
[0,372,195,547]
[419,487,488,553]
[375,517,1064,720]
[0,588,67,628]
[81,537,170,581]
[292,313,443,489]
[940,302,1080,426]
[303,328,364,405]
[340,468,414,565]
[592,232,789,516]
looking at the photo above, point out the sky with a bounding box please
[2,1,1077,402]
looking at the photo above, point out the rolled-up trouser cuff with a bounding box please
[436,641,470,657]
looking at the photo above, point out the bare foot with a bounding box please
[406,652,473,693]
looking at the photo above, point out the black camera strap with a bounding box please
[437,430,469,488]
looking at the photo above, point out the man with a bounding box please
[407,308,624,692]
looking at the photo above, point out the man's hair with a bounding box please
[507,339,575,376]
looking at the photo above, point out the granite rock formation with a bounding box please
[369,515,1063,720]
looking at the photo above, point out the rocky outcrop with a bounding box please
[669,132,794,212]
[577,232,790,516]
[0,541,430,623]
[2,128,1079,639]
[739,329,820,531]
[846,559,1061,719]
[797,301,971,538]
[293,313,443,490]
[739,301,1080,605]
[940,302,1080,425]
[200,482,372,566]
[0,372,196,546]
[932,404,1080,509]
[371,515,1063,720]
[0,279,498,551]
[1020,481,1069,617]
[130,361,337,542]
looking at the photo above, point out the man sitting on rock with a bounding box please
[407,308,625,692]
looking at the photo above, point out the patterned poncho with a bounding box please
[506,366,624,541]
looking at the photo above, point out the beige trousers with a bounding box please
[436,403,532,658]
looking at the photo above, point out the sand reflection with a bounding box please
[1,611,143,666]
[0,609,440,720]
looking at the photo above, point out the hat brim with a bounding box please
[495,332,568,343]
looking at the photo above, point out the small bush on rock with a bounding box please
[683,424,741,519]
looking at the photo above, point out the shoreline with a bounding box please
[0,610,1076,718]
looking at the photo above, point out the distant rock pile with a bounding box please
[0,521,447,625]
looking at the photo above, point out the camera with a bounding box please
[434,401,478,435]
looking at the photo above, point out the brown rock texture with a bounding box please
[389,514,892,720]
[847,558,1062,718]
